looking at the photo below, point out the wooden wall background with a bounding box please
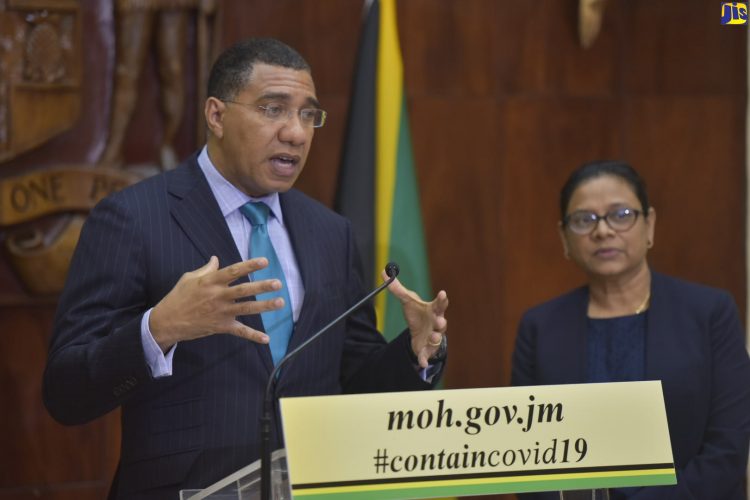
[0,0,744,498]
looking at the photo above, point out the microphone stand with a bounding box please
[260,264,399,500]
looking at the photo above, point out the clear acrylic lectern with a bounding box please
[180,448,290,500]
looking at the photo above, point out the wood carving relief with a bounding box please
[0,0,220,296]
[0,0,80,163]
[0,167,140,294]
[578,0,608,49]
[100,0,219,169]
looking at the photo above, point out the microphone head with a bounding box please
[385,262,400,278]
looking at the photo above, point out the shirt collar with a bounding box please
[197,146,284,224]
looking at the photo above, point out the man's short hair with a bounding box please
[207,37,311,101]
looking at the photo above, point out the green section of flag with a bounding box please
[382,96,432,340]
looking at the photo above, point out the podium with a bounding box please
[181,463,609,500]
[181,463,610,500]
[180,449,291,500]
[181,382,675,499]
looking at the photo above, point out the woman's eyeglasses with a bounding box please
[563,207,642,235]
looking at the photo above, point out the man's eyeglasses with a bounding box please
[563,207,642,235]
[224,101,327,128]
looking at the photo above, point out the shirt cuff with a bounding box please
[419,361,443,383]
[141,308,177,378]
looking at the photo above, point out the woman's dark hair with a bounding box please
[207,37,311,101]
[559,160,650,219]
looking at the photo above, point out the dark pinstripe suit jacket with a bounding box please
[43,154,434,498]
[512,272,750,499]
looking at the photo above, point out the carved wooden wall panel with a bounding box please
[0,0,81,163]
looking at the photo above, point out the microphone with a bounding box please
[260,262,400,500]
[385,262,399,279]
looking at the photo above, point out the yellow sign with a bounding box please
[280,381,675,499]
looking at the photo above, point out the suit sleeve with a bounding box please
[629,291,750,499]
[43,195,154,425]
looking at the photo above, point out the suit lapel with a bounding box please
[565,287,589,384]
[167,158,242,267]
[166,157,273,372]
[645,272,668,383]
[279,190,323,351]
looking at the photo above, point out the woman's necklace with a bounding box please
[634,290,651,314]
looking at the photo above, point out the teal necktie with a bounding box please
[239,202,293,365]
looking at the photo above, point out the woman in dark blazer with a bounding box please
[512,161,750,499]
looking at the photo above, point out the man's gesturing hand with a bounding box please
[150,256,284,352]
[383,272,449,369]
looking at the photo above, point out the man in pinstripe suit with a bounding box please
[43,38,449,498]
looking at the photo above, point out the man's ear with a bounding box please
[205,97,225,139]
